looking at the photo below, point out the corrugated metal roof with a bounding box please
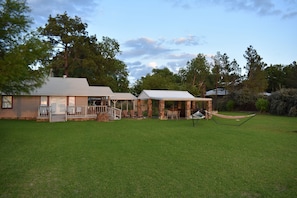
[29,77,113,96]
[138,90,195,100]
[205,88,229,96]
[111,93,137,100]
[137,90,212,101]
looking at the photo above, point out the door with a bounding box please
[50,97,67,114]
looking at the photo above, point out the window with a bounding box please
[40,96,48,106]
[2,96,13,109]
[67,97,76,114]
[68,97,75,106]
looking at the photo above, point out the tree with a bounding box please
[0,0,31,56]
[39,12,88,77]
[283,61,297,89]
[179,53,211,96]
[243,45,268,94]
[210,52,223,109]
[40,13,129,91]
[228,59,242,92]
[265,64,285,92]
[230,45,268,111]
[0,0,51,94]
[210,52,241,92]
[84,36,129,92]
[211,52,222,92]
[220,53,242,93]
[131,67,181,95]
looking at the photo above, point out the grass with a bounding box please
[0,115,297,197]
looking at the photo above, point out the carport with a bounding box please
[137,90,212,120]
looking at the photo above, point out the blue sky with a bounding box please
[27,0,297,84]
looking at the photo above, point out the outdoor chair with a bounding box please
[67,106,75,114]
[40,106,48,115]
[166,110,180,119]
[76,107,82,115]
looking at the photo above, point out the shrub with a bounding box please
[226,100,235,111]
[255,98,269,113]
[289,106,297,117]
[269,88,297,116]
[230,90,257,111]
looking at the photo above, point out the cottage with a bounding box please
[0,77,121,122]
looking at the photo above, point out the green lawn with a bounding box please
[0,115,297,197]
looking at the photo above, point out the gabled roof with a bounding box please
[111,93,137,100]
[29,77,113,97]
[138,90,195,101]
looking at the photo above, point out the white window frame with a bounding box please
[40,96,48,106]
[68,97,75,106]
[2,96,13,109]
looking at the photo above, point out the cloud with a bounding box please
[148,62,158,68]
[124,52,197,84]
[119,37,203,83]
[223,0,297,18]
[27,0,99,27]
[123,51,195,84]
[166,53,196,60]
[224,0,282,16]
[121,37,175,59]
[172,35,205,46]
[283,11,297,19]
[120,37,203,61]
[126,61,155,83]
[167,0,194,9]
[166,0,297,19]
[166,60,189,73]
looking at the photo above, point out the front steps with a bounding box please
[50,114,66,122]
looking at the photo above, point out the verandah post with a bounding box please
[159,100,165,120]
[185,100,191,119]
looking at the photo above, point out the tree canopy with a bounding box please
[210,52,241,94]
[178,53,211,97]
[131,67,181,96]
[243,45,268,94]
[0,0,51,94]
[39,13,129,92]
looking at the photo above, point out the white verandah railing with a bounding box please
[38,105,122,121]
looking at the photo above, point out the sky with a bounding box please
[27,0,297,85]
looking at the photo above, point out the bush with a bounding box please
[289,106,297,117]
[230,90,257,111]
[226,100,235,111]
[269,88,297,116]
[255,98,269,113]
